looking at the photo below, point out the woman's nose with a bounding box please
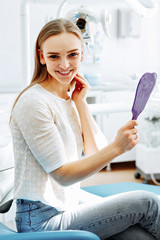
[59,58,70,69]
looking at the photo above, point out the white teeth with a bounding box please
[58,71,70,74]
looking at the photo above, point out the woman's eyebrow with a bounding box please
[67,48,79,53]
[47,52,59,55]
[47,49,79,55]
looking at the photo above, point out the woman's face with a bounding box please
[39,32,83,86]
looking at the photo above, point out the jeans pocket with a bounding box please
[15,217,22,233]
[30,205,59,225]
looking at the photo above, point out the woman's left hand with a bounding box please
[71,73,90,105]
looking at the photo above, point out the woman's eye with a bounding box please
[69,52,79,57]
[49,55,59,59]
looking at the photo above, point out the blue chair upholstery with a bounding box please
[0,222,100,240]
[0,182,159,240]
[82,182,160,197]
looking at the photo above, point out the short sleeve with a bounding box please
[12,94,67,173]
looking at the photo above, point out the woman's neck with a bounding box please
[39,78,70,100]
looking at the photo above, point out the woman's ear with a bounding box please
[37,49,46,65]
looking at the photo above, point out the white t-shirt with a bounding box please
[10,84,83,211]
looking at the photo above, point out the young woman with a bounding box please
[10,18,160,240]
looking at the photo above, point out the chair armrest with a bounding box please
[17,231,100,240]
[0,222,100,240]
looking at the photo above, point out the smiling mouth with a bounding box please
[57,70,72,76]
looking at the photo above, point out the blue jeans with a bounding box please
[15,190,160,240]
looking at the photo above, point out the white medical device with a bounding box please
[57,2,111,45]
[56,0,158,44]
[135,84,160,185]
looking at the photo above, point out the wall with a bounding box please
[0,0,21,92]
[0,0,160,92]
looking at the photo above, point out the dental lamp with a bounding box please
[57,0,111,43]
[61,6,111,45]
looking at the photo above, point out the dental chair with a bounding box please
[0,182,160,240]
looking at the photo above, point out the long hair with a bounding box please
[10,18,83,123]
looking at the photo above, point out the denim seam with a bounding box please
[78,210,158,235]
[78,212,139,230]
[28,206,35,232]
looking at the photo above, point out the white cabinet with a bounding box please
[87,87,136,163]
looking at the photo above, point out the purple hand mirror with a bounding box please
[132,72,157,120]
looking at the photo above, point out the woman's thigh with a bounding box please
[45,190,160,240]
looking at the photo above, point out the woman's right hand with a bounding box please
[114,120,139,154]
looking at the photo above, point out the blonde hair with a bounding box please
[10,18,83,123]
